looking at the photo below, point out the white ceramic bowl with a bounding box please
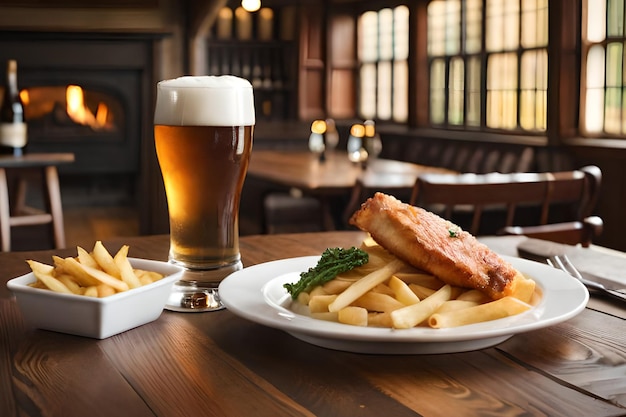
[7,258,183,339]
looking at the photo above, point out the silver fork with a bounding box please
[547,254,626,302]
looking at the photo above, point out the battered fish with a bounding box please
[349,193,532,300]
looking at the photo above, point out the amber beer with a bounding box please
[154,76,254,277]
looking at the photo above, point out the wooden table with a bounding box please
[248,150,454,229]
[248,149,453,193]
[2,232,626,416]
[0,153,75,251]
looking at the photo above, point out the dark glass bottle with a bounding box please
[0,59,27,157]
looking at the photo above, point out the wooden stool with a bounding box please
[0,153,75,251]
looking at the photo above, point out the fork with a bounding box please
[547,254,626,302]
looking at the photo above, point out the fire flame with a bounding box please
[66,85,110,130]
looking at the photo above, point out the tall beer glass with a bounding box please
[154,75,254,312]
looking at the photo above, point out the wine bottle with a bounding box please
[0,59,27,156]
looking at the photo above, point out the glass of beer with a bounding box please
[154,75,254,312]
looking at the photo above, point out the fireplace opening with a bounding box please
[21,84,123,139]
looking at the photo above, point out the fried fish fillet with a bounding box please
[349,193,533,300]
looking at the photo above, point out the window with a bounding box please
[357,5,409,122]
[582,0,626,136]
[427,0,548,132]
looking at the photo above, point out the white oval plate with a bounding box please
[219,256,588,354]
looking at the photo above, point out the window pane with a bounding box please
[586,0,607,42]
[521,0,549,48]
[466,56,481,126]
[607,0,624,37]
[428,1,446,56]
[377,61,392,120]
[430,59,446,124]
[465,0,483,54]
[486,0,520,51]
[393,60,409,122]
[394,5,410,60]
[585,45,606,133]
[605,42,623,133]
[487,52,518,128]
[379,9,394,61]
[359,11,378,62]
[520,50,547,130]
[445,0,461,54]
[587,44,606,88]
[448,57,464,125]
[360,63,377,119]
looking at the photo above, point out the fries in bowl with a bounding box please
[26,241,165,297]
[7,242,183,339]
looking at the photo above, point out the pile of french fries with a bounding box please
[27,241,164,298]
[294,238,537,329]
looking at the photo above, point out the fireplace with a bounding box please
[0,31,160,209]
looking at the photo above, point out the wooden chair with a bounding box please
[410,165,603,247]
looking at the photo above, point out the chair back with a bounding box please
[410,165,603,246]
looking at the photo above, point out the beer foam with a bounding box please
[154,75,255,126]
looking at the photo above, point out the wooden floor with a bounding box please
[9,205,140,252]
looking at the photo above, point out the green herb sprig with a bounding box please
[284,247,369,299]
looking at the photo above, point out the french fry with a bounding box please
[76,246,100,269]
[96,284,116,298]
[321,277,355,294]
[391,284,452,329]
[297,292,310,306]
[56,274,83,294]
[367,312,393,327]
[408,283,436,299]
[92,241,121,279]
[371,283,395,296]
[113,245,142,289]
[68,258,129,292]
[388,275,420,305]
[309,285,328,297]
[337,306,368,326]
[83,286,99,297]
[328,258,405,312]
[394,272,443,290]
[311,311,339,322]
[351,291,405,313]
[138,275,154,286]
[428,296,532,328]
[510,276,536,304]
[456,289,491,303]
[308,294,337,313]
[435,299,479,314]
[27,260,74,294]
[53,256,100,287]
